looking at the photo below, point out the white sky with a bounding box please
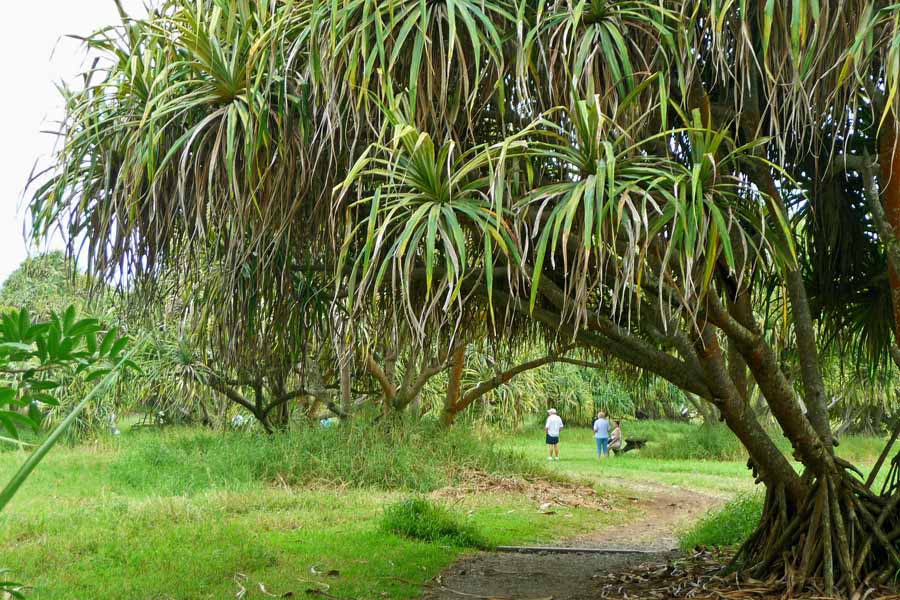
[0,1,147,284]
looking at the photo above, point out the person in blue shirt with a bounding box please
[592,411,611,457]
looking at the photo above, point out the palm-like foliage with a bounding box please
[33,0,900,388]
[693,2,900,160]
[337,112,526,325]
[515,99,787,318]
[338,95,793,331]
[313,0,517,139]
[36,1,313,259]
[31,0,327,359]
[525,0,677,109]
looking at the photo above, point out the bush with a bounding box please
[679,494,763,550]
[109,419,547,495]
[640,423,746,461]
[381,497,490,549]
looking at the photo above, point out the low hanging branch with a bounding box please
[441,345,578,425]
[365,339,468,414]
[204,372,308,433]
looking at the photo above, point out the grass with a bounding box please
[679,494,764,550]
[0,423,613,599]
[501,425,756,495]
[1,419,891,598]
[502,422,889,495]
[106,420,546,495]
[382,497,490,549]
[639,422,747,461]
[502,421,888,553]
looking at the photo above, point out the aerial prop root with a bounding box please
[727,467,900,597]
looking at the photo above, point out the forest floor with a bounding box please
[422,465,725,600]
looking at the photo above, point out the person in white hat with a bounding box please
[544,408,564,460]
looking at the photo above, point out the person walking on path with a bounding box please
[545,408,564,460]
[593,411,611,457]
[610,419,623,456]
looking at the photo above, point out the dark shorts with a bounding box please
[546,435,559,445]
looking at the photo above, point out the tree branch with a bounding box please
[261,387,308,419]
[365,353,397,400]
[469,282,714,399]
[404,340,467,406]
[456,349,572,414]
[205,373,274,433]
[556,357,605,369]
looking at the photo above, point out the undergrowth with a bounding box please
[109,420,547,495]
[679,493,763,550]
[382,498,490,549]
[623,421,884,463]
[640,423,746,461]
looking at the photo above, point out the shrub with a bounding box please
[679,494,763,550]
[381,497,490,549]
[641,423,746,461]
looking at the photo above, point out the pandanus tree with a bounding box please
[29,0,900,595]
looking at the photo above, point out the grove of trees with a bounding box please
[24,0,900,595]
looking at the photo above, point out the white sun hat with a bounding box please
[547,408,557,415]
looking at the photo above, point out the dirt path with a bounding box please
[563,480,723,552]
[421,480,723,600]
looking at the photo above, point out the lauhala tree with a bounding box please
[133,255,351,431]
[30,0,900,595]
[333,5,900,594]
[329,4,900,595]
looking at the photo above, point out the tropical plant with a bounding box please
[33,0,900,595]
[0,305,135,598]
[0,306,132,442]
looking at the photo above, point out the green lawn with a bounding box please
[0,427,620,599]
[502,423,888,496]
[503,426,755,496]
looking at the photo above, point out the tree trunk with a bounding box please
[694,325,805,502]
[365,353,398,415]
[197,397,214,428]
[880,119,900,348]
[408,394,422,418]
[686,393,719,424]
[339,355,352,418]
[468,267,900,596]
[268,377,292,429]
[441,344,467,425]
[441,351,568,426]
[206,374,275,433]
